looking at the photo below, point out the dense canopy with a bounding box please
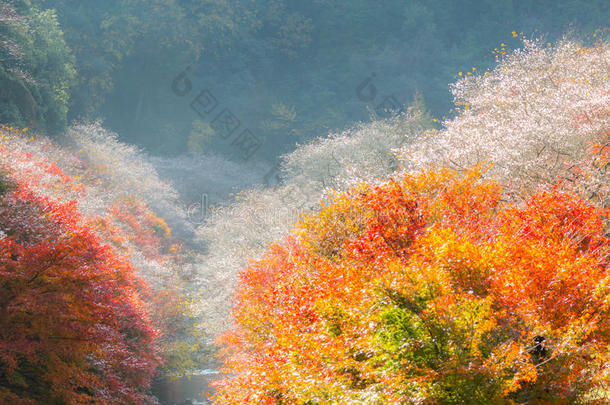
[0,1,608,404]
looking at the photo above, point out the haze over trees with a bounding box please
[1,0,607,155]
[0,0,608,404]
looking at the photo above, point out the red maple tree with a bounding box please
[0,171,160,403]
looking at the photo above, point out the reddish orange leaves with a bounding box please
[0,130,161,403]
[215,167,609,404]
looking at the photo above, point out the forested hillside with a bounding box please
[0,0,608,404]
[2,0,608,156]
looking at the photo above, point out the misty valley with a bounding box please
[0,1,609,404]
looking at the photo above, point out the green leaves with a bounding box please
[0,1,74,133]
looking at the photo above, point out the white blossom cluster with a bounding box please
[0,124,187,287]
[65,123,190,226]
[397,39,610,206]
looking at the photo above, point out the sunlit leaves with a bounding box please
[216,168,609,404]
[0,124,208,396]
[0,175,159,404]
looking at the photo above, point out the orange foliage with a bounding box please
[108,197,173,259]
[215,168,609,404]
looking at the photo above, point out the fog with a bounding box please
[1,1,608,403]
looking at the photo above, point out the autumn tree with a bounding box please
[0,167,159,403]
[196,38,610,339]
[0,124,212,393]
[215,167,609,404]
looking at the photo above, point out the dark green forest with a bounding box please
[2,0,607,159]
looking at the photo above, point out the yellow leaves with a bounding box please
[505,362,538,396]
[222,163,610,403]
[453,295,497,357]
[417,227,494,299]
[493,43,508,56]
[483,341,537,395]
